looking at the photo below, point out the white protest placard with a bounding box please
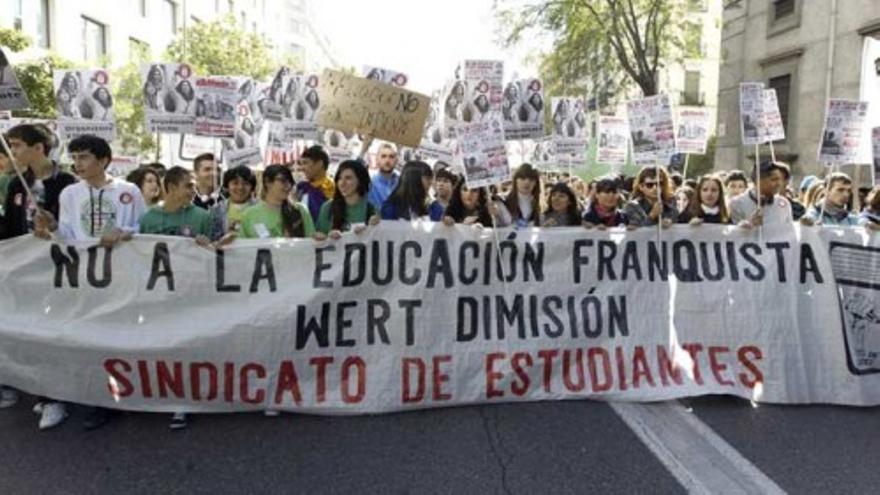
[194,76,238,138]
[320,129,356,165]
[675,107,711,155]
[362,66,409,87]
[530,137,557,170]
[417,90,456,163]
[818,99,870,165]
[739,82,764,145]
[141,63,197,134]
[53,69,116,140]
[872,127,880,185]
[626,94,675,166]
[283,73,321,140]
[107,155,140,178]
[0,48,30,111]
[501,78,545,140]
[260,67,290,122]
[762,89,786,143]
[597,115,629,166]
[457,115,511,188]
[552,97,588,158]
[317,69,430,148]
[460,59,504,113]
[223,77,265,168]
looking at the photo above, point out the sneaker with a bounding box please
[83,407,118,431]
[0,387,18,409]
[38,402,68,430]
[263,410,280,417]
[32,402,44,415]
[169,412,187,430]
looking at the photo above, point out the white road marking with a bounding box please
[610,401,786,495]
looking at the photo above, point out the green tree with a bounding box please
[1,28,76,119]
[113,43,156,156]
[498,0,686,100]
[165,14,276,79]
[0,28,31,53]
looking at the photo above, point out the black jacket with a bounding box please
[0,166,77,240]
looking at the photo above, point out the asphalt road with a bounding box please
[0,394,877,494]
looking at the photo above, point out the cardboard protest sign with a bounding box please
[417,90,456,162]
[283,73,321,140]
[141,63,197,134]
[362,66,409,87]
[0,48,30,111]
[872,127,880,185]
[597,115,629,166]
[675,107,711,155]
[626,94,675,166]
[53,69,116,140]
[551,97,588,158]
[457,115,511,188]
[193,76,238,138]
[501,78,545,140]
[818,99,870,165]
[317,69,430,148]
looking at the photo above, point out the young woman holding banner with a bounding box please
[315,160,379,240]
[541,182,581,227]
[623,166,678,228]
[679,175,732,225]
[380,161,443,221]
[496,163,543,228]
[441,182,496,227]
[582,175,629,229]
[240,165,314,239]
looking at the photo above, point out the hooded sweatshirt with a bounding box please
[58,177,147,241]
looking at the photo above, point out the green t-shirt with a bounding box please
[139,204,213,238]
[240,201,315,239]
[315,197,374,233]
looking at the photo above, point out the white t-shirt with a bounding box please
[58,177,147,241]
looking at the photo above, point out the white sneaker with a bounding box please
[38,402,68,430]
[0,387,18,409]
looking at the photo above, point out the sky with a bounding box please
[313,0,542,94]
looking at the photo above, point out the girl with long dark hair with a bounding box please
[623,166,678,227]
[441,182,496,227]
[315,160,379,239]
[497,163,543,227]
[240,165,314,238]
[380,161,444,221]
[681,174,731,225]
[541,182,581,227]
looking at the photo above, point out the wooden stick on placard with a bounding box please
[769,140,777,164]
[683,153,690,180]
[358,133,374,160]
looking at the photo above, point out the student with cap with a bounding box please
[729,160,792,228]
[582,175,628,228]
[295,145,334,221]
[800,172,866,227]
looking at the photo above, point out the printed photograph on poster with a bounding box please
[818,99,869,165]
[501,78,544,140]
[194,75,238,138]
[675,107,711,155]
[626,94,675,166]
[739,82,764,145]
[259,67,290,122]
[222,78,265,169]
[530,137,557,170]
[459,59,504,109]
[320,128,356,165]
[0,48,31,111]
[761,89,786,143]
[53,69,116,140]
[457,115,511,188]
[442,79,495,130]
[551,97,587,157]
[362,66,409,87]
[283,73,320,140]
[418,90,456,162]
[141,63,197,134]
[597,115,629,166]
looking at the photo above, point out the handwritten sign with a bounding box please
[317,69,430,148]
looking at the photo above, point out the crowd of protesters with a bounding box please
[0,123,879,431]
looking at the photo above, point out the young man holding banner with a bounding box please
[367,143,400,210]
[800,172,871,227]
[729,160,792,228]
[295,145,334,221]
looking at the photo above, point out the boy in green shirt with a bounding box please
[139,166,213,243]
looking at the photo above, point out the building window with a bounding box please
[774,0,795,20]
[35,0,50,48]
[82,16,106,62]
[12,0,23,30]
[684,22,703,58]
[164,0,178,34]
[10,0,50,48]
[683,71,703,106]
[768,74,791,135]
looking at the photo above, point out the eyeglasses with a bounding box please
[642,181,658,189]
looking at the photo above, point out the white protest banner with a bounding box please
[317,69,430,148]
[2,224,880,414]
[283,73,321,140]
[54,69,116,140]
[675,107,711,155]
[597,115,629,166]
[457,115,511,188]
[552,97,588,158]
[873,127,880,185]
[417,90,456,163]
[818,99,870,165]
[501,78,545,140]
[363,66,409,87]
[626,94,675,166]
[0,48,30,111]
[141,63,197,134]
[194,76,238,138]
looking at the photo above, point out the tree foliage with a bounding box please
[11,53,76,119]
[498,0,686,101]
[113,43,156,156]
[0,28,31,53]
[165,14,277,79]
